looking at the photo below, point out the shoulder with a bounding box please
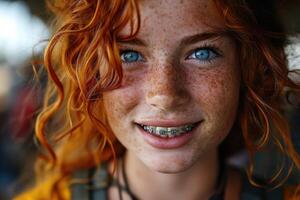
[14,174,71,200]
[227,167,299,200]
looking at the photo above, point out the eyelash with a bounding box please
[185,44,222,63]
[119,45,222,65]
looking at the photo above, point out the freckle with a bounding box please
[122,74,135,86]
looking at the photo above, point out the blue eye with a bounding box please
[120,50,143,63]
[188,48,219,61]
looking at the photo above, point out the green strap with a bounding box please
[71,164,109,200]
[70,169,90,200]
[90,164,109,200]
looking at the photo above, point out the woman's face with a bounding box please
[103,0,240,173]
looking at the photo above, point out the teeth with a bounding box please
[140,124,196,138]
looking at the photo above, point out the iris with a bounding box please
[192,48,218,61]
[120,50,142,63]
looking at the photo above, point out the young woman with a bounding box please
[16,0,300,199]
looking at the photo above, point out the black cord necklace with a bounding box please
[117,157,227,200]
[119,157,139,200]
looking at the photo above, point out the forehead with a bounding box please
[120,0,225,38]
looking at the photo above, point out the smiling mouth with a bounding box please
[137,123,198,138]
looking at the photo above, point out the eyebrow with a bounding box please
[179,31,228,47]
[117,30,229,47]
[118,38,147,46]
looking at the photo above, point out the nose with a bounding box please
[145,62,191,111]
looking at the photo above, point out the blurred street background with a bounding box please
[0,0,300,199]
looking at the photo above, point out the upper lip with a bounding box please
[135,119,202,127]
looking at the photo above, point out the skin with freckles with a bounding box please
[103,0,241,199]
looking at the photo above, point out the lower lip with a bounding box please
[137,124,199,149]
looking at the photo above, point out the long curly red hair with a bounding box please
[31,0,300,198]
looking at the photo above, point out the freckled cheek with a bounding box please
[103,73,142,123]
[188,69,240,131]
[121,72,136,87]
[104,92,137,121]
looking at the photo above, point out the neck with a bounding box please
[123,149,220,200]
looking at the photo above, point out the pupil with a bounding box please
[125,52,138,62]
[196,50,209,59]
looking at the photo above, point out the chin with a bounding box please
[155,167,190,174]
[140,151,199,174]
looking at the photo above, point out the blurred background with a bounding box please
[0,0,49,199]
[0,0,300,199]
